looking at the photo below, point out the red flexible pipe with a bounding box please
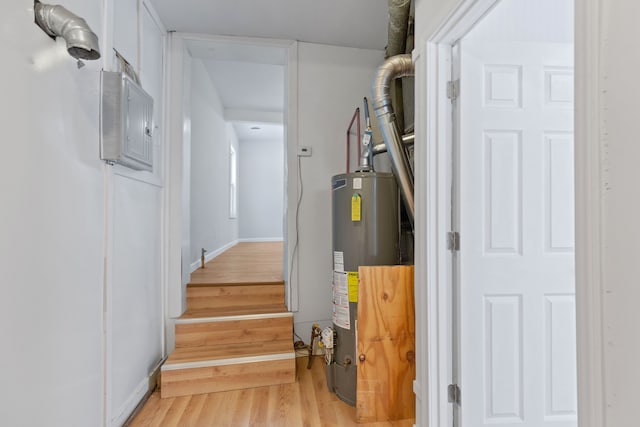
[346,108,361,173]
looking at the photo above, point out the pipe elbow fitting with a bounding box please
[34,1,101,60]
[371,54,414,116]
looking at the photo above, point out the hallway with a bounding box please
[190,242,284,285]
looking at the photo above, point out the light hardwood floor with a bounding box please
[129,356,414,427]
[190,242,284,285]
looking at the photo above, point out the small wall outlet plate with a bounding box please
[297,146,312,157]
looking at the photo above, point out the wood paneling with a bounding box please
[129,357,415,427]
[189,242,283,285]
[356,266,415,423]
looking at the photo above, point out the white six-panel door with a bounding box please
[458,39,576,426]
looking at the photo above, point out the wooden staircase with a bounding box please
[161,279,296,398]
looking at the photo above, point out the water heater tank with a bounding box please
[328,171,399,405]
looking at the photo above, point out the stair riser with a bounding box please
[160,358,295,398]
[187,285,284,310]
[175,317,293,348]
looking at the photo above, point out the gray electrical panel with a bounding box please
[100,71,154,171]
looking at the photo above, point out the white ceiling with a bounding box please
[187,40,287,143]
[171,1,390,142]
[233,122,284,142]
[203,59,284,113]
[187,41,287,65]
[148,0,389,50]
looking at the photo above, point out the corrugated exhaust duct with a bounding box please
[385,0,411,58]
[385,0,414,134]
[371,54,415,228]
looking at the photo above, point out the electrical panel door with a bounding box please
[100,71,154,171]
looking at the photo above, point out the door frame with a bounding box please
[164,33,299,321]
[413,0,605,426]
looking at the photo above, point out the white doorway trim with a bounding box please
[573,1,606,425]
[414,0,605,426]
[164,33,299,324]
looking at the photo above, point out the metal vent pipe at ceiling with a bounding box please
[371,54,415,228]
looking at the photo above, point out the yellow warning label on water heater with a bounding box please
[348,271,359,302]
[351,193,361,222]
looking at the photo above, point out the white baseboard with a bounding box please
[189,240,239,273]
[238,237,284,243]
[116,357,165,427]
[112,376,149,427]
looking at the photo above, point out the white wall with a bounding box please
[189,59,239,263]
[0,3,104,426]
[415,0,460,42]
[238,139,284,240]
[107,1,166,425]
[0,1,166,426]
[292,42,384,335]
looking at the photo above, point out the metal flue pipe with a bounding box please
[372,133,414,155]
[372,54,415,227]
[34,1,101,60]
[358,97,374,171]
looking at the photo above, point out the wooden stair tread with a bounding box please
[179,304,289,319]
[165,340,294,365]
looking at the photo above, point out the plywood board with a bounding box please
[356,266,415,423]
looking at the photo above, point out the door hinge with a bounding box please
[448,383,461,404]
[447,79,460,100]
[447,231,460,251]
